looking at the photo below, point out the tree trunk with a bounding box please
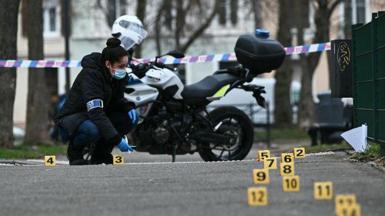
[298,50,324,128]
[230,0,238,25]
[24,0,51,145]
[175,0,185,51]
[218,0,226,25]
[134,0,147,58]
[297,0,312,129]
[0,0,20,148]
[274,62,294,128]
[297,0,338,129]
[298,57,315,128]
[274,0,293,128]
[251,0,263,29]
[155,3,164,56]
[344,0,352,39]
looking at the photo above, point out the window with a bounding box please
[105,0,128,27]
[43,4,60,37]
[218,0,239,26]
[356,0,366,24]
[351,0,367,24]
[48,7,56,32]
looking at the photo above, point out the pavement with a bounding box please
[0,144,385,216]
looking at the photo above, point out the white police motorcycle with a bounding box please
[120,31,285,162]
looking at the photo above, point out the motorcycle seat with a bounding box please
[181,73,239,100]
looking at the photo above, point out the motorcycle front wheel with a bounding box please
[198,106,254,161]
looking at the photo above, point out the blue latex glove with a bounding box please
[128,109,139,125]
[117,136,134,152]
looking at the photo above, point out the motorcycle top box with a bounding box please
[234,32,285,74]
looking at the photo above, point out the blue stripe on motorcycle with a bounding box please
[128,79,143,85]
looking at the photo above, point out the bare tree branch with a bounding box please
[327,0,343,19]
[180,0,219,52]
[134,0,147,58]
[175,0,184,49]
[155,0,168,55]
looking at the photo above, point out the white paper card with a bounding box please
[341,124,367,152]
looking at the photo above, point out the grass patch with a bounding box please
[349,142,384,163]
[255,128,309,141]
[0,144,67,159]
[305,142,352,154]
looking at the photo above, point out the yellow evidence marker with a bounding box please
[282,175,300,192]
[335,194,358,216]
[280,162,295,176]
[348,204,361,216]
[252,169,270,184]
[264,157,278,170]
[257,150,271,162]
[113,155,124,165]
[44,155,56,167]
[281,153,294,163]
[247,187,268,206]
[294,147,306,158]
[337,204,361,216]
[314,181,333,200]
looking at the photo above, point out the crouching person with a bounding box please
[55,38,138,165]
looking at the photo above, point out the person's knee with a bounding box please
[77,120,100,141]
[79,120,99,136]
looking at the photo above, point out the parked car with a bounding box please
[209,78,300,125]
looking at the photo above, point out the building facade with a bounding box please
[13,0,385,126]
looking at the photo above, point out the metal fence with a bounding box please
[352,11,385,151]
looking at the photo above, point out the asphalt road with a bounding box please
[1,146,385,216]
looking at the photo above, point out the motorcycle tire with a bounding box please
[198,106,254,161]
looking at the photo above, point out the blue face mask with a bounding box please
[113,69,126,80]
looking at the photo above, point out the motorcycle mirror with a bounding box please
[166,50,185,59]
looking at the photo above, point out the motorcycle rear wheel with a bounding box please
[198,106,254,161]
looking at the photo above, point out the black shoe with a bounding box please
[69,159,89,165]
[67,142,89,166]
[91,153,113,165]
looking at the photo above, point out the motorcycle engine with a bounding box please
[152,120,170,145]
[131,115,171,153]
[133,113,196,154]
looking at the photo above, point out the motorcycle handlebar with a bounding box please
[129,60,177,78]
[131,60,252,82]
[153,61,175,71]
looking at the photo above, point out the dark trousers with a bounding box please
[92,111,133,160]
[60,111,133,159]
